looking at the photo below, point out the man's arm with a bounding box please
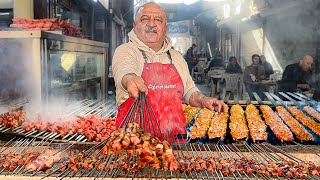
[243,67,252,84]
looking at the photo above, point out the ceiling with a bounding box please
[159,1,223,23]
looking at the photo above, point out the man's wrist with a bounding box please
[121,73,137,90]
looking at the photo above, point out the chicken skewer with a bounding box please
[303,106,320,122]
[245,104,268,142]
[189,108,214,139]
[229,104,249,140]
[288,106,320,136]
[207,109,229,141]
[276,106,314,141]
[260,105,294,142]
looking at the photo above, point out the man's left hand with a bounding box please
[200,97,228,113]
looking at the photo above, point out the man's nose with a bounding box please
[147,19,156,27]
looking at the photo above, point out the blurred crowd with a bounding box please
[185,44,320,101]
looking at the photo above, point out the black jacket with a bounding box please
[225,65,242,74]
[279,63,312,92]
[263,62,274,78]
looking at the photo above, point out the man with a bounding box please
[312,54,320,100]
[260,55,274,78]
[243,54,267,98]
[112,2,227,141]
[209,53,224,68]
[186,44,197,73]
[279,55,314,93]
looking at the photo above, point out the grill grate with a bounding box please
[0,99,117,143]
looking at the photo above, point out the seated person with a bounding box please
[225,56,242,74]
[243,54,267,99]
[260,55,274,78]
[207,54,225,71]
[279,55,314,93]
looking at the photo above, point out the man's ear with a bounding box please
[164,24,168,35]
[133,22,136,29]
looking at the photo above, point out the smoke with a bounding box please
[264,3,319,67]
[23,98,76,124]
[0,38,76,123]
[0,38,36,102]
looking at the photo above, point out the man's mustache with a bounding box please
[145,28,158,33]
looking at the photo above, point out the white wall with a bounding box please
[264,4,318,68]
[13,0,33,19]
[0,0,13,9]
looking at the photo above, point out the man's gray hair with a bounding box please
[134,2,167,23]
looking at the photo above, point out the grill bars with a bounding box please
[42,142,320,179]
[0,132,61,176]
[0,99,117,143]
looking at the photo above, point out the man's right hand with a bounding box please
[297,84,310,90]
[121,73,147,98]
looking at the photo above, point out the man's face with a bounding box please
[252,56,260,65]
[230,59,237,65]
[301,56,313,71]
[134,4,167,50]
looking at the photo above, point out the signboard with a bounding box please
[168,20,190,37]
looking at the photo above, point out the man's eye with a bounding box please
[141,18,149,22]
[155,18,162,22]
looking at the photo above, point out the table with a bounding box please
[258,80,277,94]
[209,74,223,96]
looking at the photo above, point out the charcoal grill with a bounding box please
[0,92,319,179]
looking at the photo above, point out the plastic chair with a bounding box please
[220,73,243,98]
[193,61,206,82]
[208,69,225,96]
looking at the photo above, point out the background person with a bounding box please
[279,55,314,93]
[186,44,197,74]
[225,56,242,74]
[243,54,267,98]
[260,55,274,78]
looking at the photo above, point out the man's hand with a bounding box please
[200,96,228,113]
[309,88,315,93]
[297,84,310,90]
[189,92,227,113]
[121,73,147,98]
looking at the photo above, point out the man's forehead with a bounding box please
[304,57,313,63]
[137,4,166,18]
